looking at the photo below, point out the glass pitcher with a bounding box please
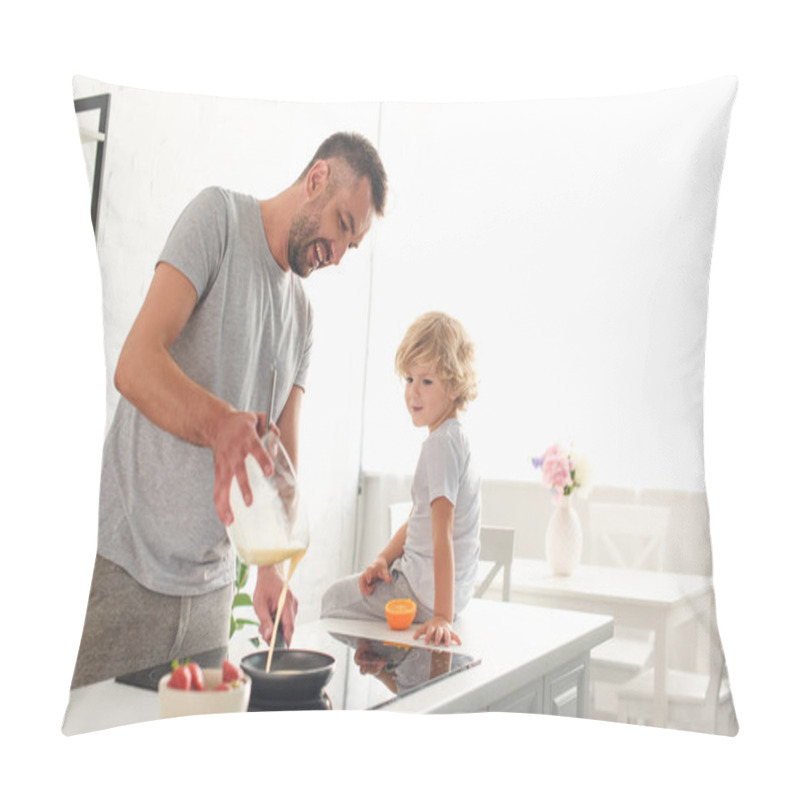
[225,428,309,567]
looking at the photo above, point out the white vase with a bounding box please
[545,495,583,576]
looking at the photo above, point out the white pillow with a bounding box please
[66,75,737,737]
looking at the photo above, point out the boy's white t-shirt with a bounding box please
[397,417,481,615]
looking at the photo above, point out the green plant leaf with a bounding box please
[232,618,260,631]
[235,558,249,590]
[232,592,253,608]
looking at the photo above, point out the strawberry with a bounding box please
[187,661,205,691]
[167,663,192,690]
[215,682,232,691]
[222,659,242,683]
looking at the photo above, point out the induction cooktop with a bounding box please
[322,631,481,711]
[115,632,481,712]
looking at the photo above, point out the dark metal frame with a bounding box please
[73,93,111,235]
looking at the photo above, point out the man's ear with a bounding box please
[305,159,331,198]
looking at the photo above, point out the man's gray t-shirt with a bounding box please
[98,187,313,596]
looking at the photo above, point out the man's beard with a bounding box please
[286,193,328,277]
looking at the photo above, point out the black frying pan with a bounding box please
[240,627,335,702]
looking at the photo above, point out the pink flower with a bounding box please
[533,442,589,498]
[543,444,561,460]
[542,449,574,494]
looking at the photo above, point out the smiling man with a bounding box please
[281,154,375,277]
[71,133,387,688]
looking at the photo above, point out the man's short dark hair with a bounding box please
[300,132,387,216]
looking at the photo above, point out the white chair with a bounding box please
[617,637,737,735]
[587,502,672,719]
[588,502,671,571]
[475,526,515,602]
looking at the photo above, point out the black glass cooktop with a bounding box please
[116,632,480,712]
[314,631,480,712]
[115,646,227,691]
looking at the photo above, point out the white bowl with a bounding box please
[158,668,251,718]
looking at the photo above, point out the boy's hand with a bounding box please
[359,557,392,595]
[413,615,462,647]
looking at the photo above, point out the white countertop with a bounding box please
[62,598,612,734]
[319,599,612,713]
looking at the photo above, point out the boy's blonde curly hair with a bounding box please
[395,311,478,412]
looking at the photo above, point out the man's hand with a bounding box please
[359,557,392,595]
[253,565,298,645]
[211,411,275,526]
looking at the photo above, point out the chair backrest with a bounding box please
[388,501,413,536]
[475,526,515,602]
[588,502,671,571]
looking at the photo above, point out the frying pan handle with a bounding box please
[273,619,288,649]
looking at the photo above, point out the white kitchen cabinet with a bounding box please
[543,657,588,718]
[487,676,545,713]
[485,655,588,716]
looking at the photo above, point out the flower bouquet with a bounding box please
[531,442,592,497]
[531,442,591,575]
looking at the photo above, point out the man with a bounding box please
[71,132,387,688]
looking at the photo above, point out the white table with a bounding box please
[484,559,713,727]
[62,599,612,735]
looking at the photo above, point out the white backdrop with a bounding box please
[4,1,799,798]
[362,85,732,491]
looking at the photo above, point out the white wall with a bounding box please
[361,86,731,493]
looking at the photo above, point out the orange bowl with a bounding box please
[385,598,417,630]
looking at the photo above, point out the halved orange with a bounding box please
[385,598,417,630]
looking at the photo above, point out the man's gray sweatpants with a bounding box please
[71,554,232,689]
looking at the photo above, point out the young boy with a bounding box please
[321,311,480,647]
